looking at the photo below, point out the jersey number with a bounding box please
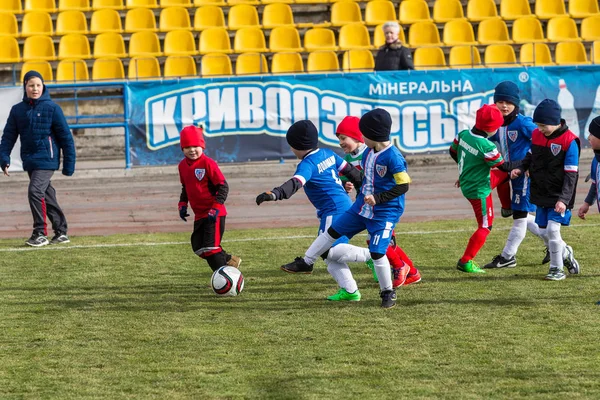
[458,152,466,175]
[331,169,342,187]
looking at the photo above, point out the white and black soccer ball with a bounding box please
[211,266,244,296]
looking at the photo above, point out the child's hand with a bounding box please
[510,169,522,179]
[554,201,567,214]
[364,194,376,206]
[344,182,354,193]
[2,165,9,177]
[454,179,460,188]
[578,203,590,219]
[208,208,219,222]
[256,192,276,205]
[178,205,189,222]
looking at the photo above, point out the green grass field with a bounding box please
[1,216,599,399]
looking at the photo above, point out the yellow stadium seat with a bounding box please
[449,45,482,68]
[373,23,407,47]
[201,53,232,76]
[164,29,197,55]
[547,17,581,42]
[478,17,512,44]
[90,9,123,34]
[484,44,517,67]
[0,12,19,37]
[307,51,340,73]
[21,61,54,81]
[414,46,446,69]
[500,0,531,20]
[592,41,600,63]
[443,19,477,45]
[228,0,259,5]
[262,3,295,29]
[56,10,88,35]
[92,0,125,10]
[304,28,338,51]
[199,27,232,54]
[433,0,465,23]
[162,0,192,6]
[520,43,554,66]
[128,56,161,79]
[269,26,303,52]
[331,1,362,27]
[194,6,225,30]
[408,21,441,46]
[228,4,260,30]
[234,27,267,52]
[164,55,197,77]
[125,8,158,32]
[512,16,546,43]
[21,11,54,37]
[56,59,89,81]
[0,36,20,63]
[58,0,90,11]
[467,0,498,21]
[58,33,91,60]
[160,7,192,32]
[581,16,600,41]
[92,57,125,80]
[339,23,372,50]
[555,41,590,65]
[194,0,225,5]
[129,31,163,56]
[535,0,567,20]
[25,0,57,13]
[93,32,127,58]
[342,49,374,72]
[235,53,268,74]
[570,0,600,18]
[399,0,431,25]
[271,52,304,73]
[23,35,57,61]
[365,1,396,26]
[0,0,23,14]
[262,0,292,4]
[126,0,157,8]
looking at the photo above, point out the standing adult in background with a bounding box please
[374,22,414,71]
[0,70,76,247]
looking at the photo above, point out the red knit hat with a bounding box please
[335,116,363,143]
[475,104,504,133]
[180,125,205,149]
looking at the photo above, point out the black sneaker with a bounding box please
[281,257,313,274]
[50,232,70,245]
[484,254,517,269]
[380,289,397,309]
[542,247,551,264]
[501,208,513,218]
[25,233,49,247]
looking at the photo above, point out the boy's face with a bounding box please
[588,134,600,150]
[364,137,377,149]
[183,146,203,160]
[337,134,361,154]
[25,77,43,100]
[535,123,561,136]
[495,101,515,116]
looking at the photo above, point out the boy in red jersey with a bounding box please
[177,125,241,271]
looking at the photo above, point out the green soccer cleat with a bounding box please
[365,259,378,282]
[327,288,361,302]
[457,259,486,274]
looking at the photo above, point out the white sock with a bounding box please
[501,217,527,259]
[327,244,371,263]
[326,259,358,293]
[303,231,336,265]
[373,255,393,291]
[547,221,564,270]
[526,214,548,246]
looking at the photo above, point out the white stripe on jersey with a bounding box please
[564,165,578,172]
[293,175,307,185]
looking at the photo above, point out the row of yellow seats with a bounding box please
[413,41,600,69]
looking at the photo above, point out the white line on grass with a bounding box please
[1,223,599,253]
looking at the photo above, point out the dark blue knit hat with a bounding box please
[286,120,319,150]
[533,99,562,126]
[359,108,392,142]
[589,116,600,139]
[23,70,44,86]
[494,81,520,106]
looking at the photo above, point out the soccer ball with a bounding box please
[211,266,244,296]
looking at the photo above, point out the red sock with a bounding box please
[496,180,511,210]
[386,245,405,269]
[393,245,416,273]
[460,227,490,264]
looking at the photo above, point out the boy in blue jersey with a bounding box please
[484,81,550,269]
[256,120,370,301]
[281,109,411,309]
[577,116,600,219]
[511,99,580,281]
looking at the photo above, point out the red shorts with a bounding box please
[467,195,494,229]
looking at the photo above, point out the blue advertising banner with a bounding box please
[126,66,599,165]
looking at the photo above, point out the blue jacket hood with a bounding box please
[22,70,51,104]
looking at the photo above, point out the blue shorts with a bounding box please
[535,206,572,227]
[511,175,536,213]
[331,210,397,254]
[319,213,348,246]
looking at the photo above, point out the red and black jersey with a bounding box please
[178,154,228,220]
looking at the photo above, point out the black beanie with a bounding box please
[23,70,44,86]
[359,108,392,142]
[533,99,561,126]
[494,81,520,106]
[589,116,600,139]
[286,120,319,150]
